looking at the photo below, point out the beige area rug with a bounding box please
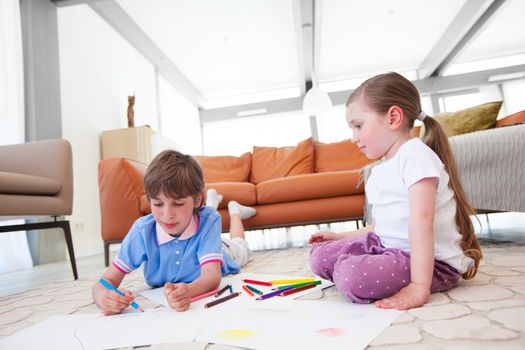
[0,244,524,349]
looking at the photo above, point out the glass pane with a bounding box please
[316,104,351,143]
[202,110,311,156]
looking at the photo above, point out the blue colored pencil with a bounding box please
[99,278,144,312]
[256,286,294,301]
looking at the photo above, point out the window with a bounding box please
[202,110,311,156]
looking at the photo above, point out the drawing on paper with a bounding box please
[216,329,256,339]
[316,327,346,337]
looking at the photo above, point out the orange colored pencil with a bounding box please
[242,285,254,296]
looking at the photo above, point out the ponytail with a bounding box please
[421,117,482,279]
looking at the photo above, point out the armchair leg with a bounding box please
[59,221,78,280]
[0,220,78,280]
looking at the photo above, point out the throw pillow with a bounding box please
[314,139,373,172]
[431,101,502,136]
[195,152,251,183]
[496,109,525,128]
[250,138,314,184]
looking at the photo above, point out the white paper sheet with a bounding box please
[0,309,203,350]
[195,299,401,350]
[1,274,400,350]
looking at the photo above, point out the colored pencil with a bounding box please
[190,289,218,303]
[273,280,322,290]
[215,284,231,297]
[279,283,317,296]
[245,284,263,295]
[256,287,294,301]
[204,292,240,308]
[99,278,143,312]
[242,285,254,296]
[242,279,272,286]
[270,278,316,285]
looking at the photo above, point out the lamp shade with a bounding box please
[302,86,333,116]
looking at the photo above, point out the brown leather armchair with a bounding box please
[0,139,77,279]
[98,158,150,266]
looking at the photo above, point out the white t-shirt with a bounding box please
[365,138,473,273]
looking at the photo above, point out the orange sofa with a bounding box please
[98,138,373,265]
[195,138,373,231]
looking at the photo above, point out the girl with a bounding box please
[93,150,255,315]
[309,72,482,310]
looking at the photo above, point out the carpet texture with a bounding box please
[0,244,524,349]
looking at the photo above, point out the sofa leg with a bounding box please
[104,242,110,267]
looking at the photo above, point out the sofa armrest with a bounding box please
[449,124,525,212]
[0,139,73,214]
[98,158,148,242]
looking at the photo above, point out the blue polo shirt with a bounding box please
[113,206,240,287]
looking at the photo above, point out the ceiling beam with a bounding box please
[312,0,323,84]
[54,0,204,107]
[418,0,505,79]
[53,0,99,7]
[292,0,308,95]
[200,64,525,123]
[432,0,506,77]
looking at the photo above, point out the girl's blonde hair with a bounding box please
[346,72,482,279]
[144,150,204,209]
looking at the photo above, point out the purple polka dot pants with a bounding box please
[309,232,461,304]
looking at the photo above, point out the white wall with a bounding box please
[57,4,197,257]
[158,74,202,155]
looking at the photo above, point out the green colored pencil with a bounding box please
[273,280,322,290]
[245,284,263,295]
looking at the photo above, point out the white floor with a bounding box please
[0,212,523,299]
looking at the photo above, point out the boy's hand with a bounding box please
[308,231,341,244]
[375,282,430,310]
[164,282,191,312]
[100,288,134,316]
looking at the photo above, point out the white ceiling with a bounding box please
[57,0,525,110]
[117,0,301,100]
[318,0,466,81]
[454,0,525,61]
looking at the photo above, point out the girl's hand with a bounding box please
[375,282,430,310]
[164,282,191,312]
[308,231,341,244]
[100,288,133,316]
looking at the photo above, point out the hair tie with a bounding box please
[417,110,426,121]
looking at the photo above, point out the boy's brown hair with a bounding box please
[144,150,204,204]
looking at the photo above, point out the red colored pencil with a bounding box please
[242,285,254,296]
[279,283,317,296]
[242,279,272,286]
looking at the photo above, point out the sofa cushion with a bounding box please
[431,101,502,136]
[496,109,525,128]
[256,170,364,205]
[196,152,251,183]
[314,139,373,172]
[250,138,314,184]
[0,171,61,195]
[205,182,257,208]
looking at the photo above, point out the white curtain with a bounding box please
[0,0,33,273]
